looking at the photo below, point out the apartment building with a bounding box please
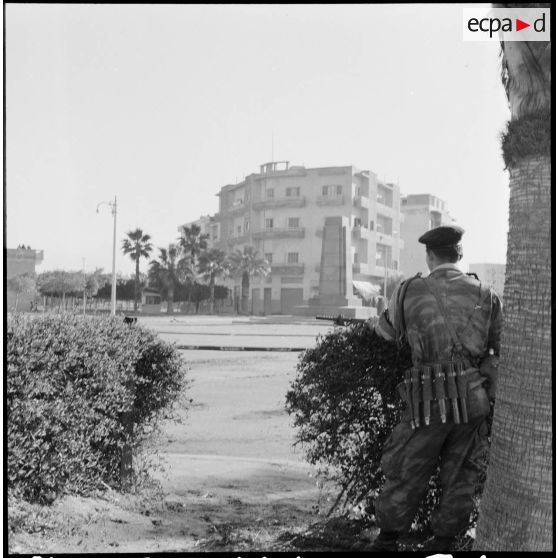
[177,214,220,244]
[214,161,403,315]
[400,194,455,277]
[7,246,44,310]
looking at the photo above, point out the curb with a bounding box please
[176,345,306,352]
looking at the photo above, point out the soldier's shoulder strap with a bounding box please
[394,272,422,347]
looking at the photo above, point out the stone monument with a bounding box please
[294,216,374,318]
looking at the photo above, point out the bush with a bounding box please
[285,323,488,537]
[7,314,187,503]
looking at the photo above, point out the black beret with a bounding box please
[418,225,464,247]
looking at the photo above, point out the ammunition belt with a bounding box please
[402,361,480,428]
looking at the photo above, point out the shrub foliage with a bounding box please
[7,314,186,503]
[286,324,410,514]
[286,323,488,534]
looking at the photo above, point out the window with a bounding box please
[265,218,274,229]
[288,217,300,229]
[244,221,250,232]
[370,220,375,230]
[236,225,242,235]
[286,187,300,197]
[265,253,273,263]
[266,188,274,199]
[287,252,299,264]
[354,252,359,263]
[354,217,362,227]
[322,184,343,197]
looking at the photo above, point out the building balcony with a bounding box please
[352,263,370,275]
[223,234,250,245]
[270,263,305,276]
[376,202,395,217]
[316,195,345,206]
[376,233,404,250]
[223,202,248,214]
[352,226,371,240]
[253,227,305,240]
[8,248,44,263]
[252,197,306,210]
[353,195,370,209]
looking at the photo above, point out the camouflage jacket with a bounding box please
[376,263,503,368]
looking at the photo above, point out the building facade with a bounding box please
[400,194,455,277]
[178,214,220,245]
[468,263,506,296]
[7,246,44,311]
[213,161,403,314]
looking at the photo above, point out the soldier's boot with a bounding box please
[365,531,399,552]
[425,536,455,552]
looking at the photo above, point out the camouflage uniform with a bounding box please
[374,262,503,537]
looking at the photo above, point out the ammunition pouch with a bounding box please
[399,361,490,427]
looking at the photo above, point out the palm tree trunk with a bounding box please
[167,285,174,314]
[241,272,250,314]
[474,156,552,551]
[209,275,215,314]
[134,257,140,312]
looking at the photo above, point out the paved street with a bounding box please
[139,314,337,350]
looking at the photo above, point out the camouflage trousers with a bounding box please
[375,415,488,537]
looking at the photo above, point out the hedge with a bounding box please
[285,323,489,537]
[7,314,187,504]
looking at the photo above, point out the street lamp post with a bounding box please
[97,196,118,316]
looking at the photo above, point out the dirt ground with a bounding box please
[9,318,367,554]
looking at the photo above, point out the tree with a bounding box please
[121,229,153,311]
[148,244,192,314]
[84,268,105,298]
[474,5,551,551]
[37,270,83,311]
[227,246,270,314]
[7,273,38,312]
[198,248,229,313]
[177,224,209,263]
[178,224,210,308]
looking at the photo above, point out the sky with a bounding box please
[5,3,511,278]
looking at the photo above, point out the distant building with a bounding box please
[212,161,404,315]
[7,246,44,279]
[468,263,506,295]
[177,214,220,247]
[7,246,44,310]
[400,194,456,277]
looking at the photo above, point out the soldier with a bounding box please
[367,224,503,552]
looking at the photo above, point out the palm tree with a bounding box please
[474,5,551,551]
[178,224,210,308]
[148,244,189,315]
[178,224,209,263]
[121,229,153,311]
[198,248,229,314]
[227,246,270,314]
